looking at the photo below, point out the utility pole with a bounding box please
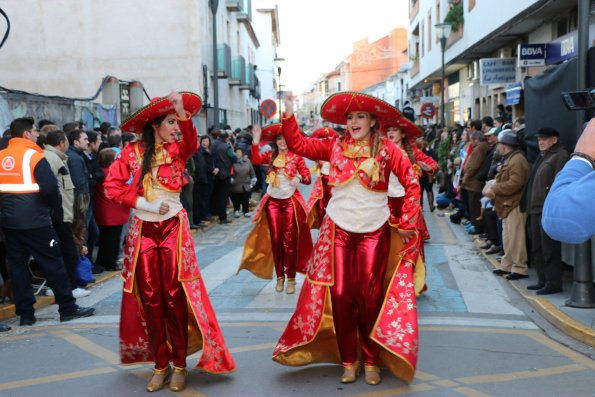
[209,0,220,130]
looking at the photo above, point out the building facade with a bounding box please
[0,0,279,132]
[408,0,588,127]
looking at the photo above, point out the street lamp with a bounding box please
[209,0,220,129]
[435,22,452,128]
[274,57,285,119]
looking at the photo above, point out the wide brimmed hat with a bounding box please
[320,92,402,126]
[261,124,283,143]
[383,117,423,138]
[310,127,339,139]
[535,127,559,137]
[121,91,202,134]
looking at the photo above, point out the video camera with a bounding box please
[561,89,595,110]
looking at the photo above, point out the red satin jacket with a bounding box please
[104,119,198,208]
[250,145,312,185]
[282,115,421,230]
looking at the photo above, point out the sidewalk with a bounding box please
[444,210,595,348]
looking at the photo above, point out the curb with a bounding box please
[0,270,120,322]
[472,238,595,348]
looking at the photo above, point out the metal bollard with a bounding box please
[564,239,595,308]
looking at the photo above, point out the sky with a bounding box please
[274,0,410,93]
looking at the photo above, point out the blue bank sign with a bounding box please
[546,32,577,65]
[518,44,546,67]
[479,58,517,86]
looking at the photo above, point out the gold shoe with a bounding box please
[286,278,296,294]
[275,277,284,292]
[146,366,171,392]
[364,365,381,385]
[169,367,187,392]
[340,362,361,383]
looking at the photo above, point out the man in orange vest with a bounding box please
[0,117,94,326]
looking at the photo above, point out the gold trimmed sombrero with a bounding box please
[383,117,423,139]
[320,91,402,126]
[260,123,283,143]
[121,91,202,134]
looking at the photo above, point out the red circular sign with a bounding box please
[420,103,436,119]
[259,99,277,118]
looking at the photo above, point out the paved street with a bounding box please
[1,189,595,397]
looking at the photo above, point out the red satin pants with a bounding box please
[135,216,189,370]
[265,197,298,279]
[330,223,390,366]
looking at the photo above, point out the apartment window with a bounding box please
[338,82,342,91]
[428,11,432,52]
[421,19,424,57]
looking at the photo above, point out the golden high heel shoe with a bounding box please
[275,277,284,292]
[169,367,187,392]
[364,365,381,385]
[146,366,171,392]
[340,362,361,383]
[286,278,296,294]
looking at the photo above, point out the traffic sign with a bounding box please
[420,102,436,119]
[259,99,277,119]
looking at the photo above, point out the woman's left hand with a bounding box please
[168,91,185,118]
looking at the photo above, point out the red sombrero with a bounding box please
[320,91,402,126]
[260,123,283,143]
[121,91,202,134]
[310,127,339,139]
[383,117,423,138]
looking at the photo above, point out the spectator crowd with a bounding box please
[0,118,263,308]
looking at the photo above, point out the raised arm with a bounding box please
[170,91,198,161]
[250,135,272,165]
[281,98,333,161]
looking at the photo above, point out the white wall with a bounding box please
[0,0,205,98]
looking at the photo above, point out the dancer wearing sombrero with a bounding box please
[237,124,312,294]
[306,127,338,229]
[273,92,422,385]
[104,92,235,392]
[385,117,438,248]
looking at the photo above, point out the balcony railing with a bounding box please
[240,63,256,91]
[217,44,232,78]
[229,56,246,86]
[236,0,252,22]
[226,0,240,11]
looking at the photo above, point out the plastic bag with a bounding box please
[75,256,95,286]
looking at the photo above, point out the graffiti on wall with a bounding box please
[0,92,117,133]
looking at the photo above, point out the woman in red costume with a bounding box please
[385,118,439,255]
[104,92,235,392]
[273,92,422,386]
[237,124,312,294]
[306,127,338,229]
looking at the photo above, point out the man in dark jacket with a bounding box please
[211,131,237,224]
[66,130,91,255]
[521,128,569,295]
[0,117,94,326]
